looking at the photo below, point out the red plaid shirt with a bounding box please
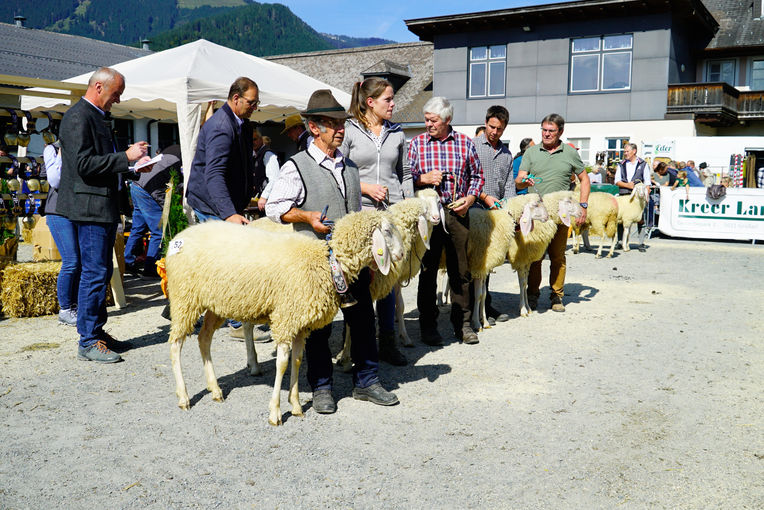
[408,128,484,204]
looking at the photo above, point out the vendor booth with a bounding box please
[19,38,351,195]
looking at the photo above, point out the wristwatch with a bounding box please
[579,202,588,209]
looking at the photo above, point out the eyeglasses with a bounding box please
[541,128,559,134]
[239,95,260,108]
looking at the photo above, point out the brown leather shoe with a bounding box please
[551,295,565,312]
[459,326,479,345]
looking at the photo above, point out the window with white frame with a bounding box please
[751,59,764,90]
[566,138,591,165]
[606,137,630,164]
[469,45,506,98]
[706,59,735,84]
[570,34,632,93]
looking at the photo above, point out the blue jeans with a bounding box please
[46,214,81,310]
[74,221,117,348]
[306,268,379,390]
[125,184,163,270]
[376,289,396,334]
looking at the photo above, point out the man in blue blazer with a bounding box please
[57,67,153,363]
[186,77,260,224]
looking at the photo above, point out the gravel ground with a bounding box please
[0,236,762,509]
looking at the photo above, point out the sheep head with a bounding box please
[631,182,648,203]
[519,196,549,236]
[372,218,404,275]
[556,196,583,227]
[415,188,442,225]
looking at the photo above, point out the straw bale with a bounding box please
[1,262,61,317]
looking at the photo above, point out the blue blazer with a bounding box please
[186,103,254,219]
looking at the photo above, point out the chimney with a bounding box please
[14,16,26,28]
[141,39,151,51]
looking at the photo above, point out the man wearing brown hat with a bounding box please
[281,113,311,152]
[266,89,399,414]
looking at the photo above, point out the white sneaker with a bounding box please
[58,308,77,326]
[229,324,272,343]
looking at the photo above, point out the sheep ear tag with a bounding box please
[417,215,430,249]
[520,203,534,236]
[559,202,571,228]
[372,228,391,275]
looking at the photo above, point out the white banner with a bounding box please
[658,186,764,240]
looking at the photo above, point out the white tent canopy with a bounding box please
[21,39,351,193]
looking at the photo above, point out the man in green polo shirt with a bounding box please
[516,113,590,312]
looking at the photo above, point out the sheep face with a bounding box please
[519,198,549,235]
[373,219,404,275]
[415,189,442,225]
[631,182,648,202]
[556,196,583,227]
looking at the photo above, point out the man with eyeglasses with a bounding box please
[516,113,590,313]
[265,89,399,415]
[187,76,260,225]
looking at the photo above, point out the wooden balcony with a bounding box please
[667,83,764,126]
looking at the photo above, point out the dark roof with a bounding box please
[406,0,718,41]
[0,22,151,81]
[702,0,764,51]
[266,42,432,124]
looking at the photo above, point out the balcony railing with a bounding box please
[667,82,764,125]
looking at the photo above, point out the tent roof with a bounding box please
[21,39,351,122]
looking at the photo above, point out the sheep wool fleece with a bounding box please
[291,151,361,240]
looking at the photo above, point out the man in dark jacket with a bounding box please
[186,77,259,224]
[57,67,152,363]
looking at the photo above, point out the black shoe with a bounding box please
[312,389,336,414]
[486,306,510,322]
[638,244,646,253]
[124,262,142,276]
[352,383,399,406]
[420,327,443,346]
[528,294,539,311]
[100,331,132,353]
[378,331,407,366]
[457,326,479,345]
[77,340,122,363]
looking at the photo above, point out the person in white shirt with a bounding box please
[615,142,651,251]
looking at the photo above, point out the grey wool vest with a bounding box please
[291,150,361,240]
[618,159,647,195]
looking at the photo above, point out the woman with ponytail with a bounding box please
[341,77,412,366]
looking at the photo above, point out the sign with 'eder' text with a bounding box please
[658,187,764,240]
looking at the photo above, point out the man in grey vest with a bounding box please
[615,142,651,251]
[265,89,399,415]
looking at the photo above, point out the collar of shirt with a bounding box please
[425,127,455,144]
[307,140,344,171]
[476,133,505,151]
[539,142,563,154]
[83,97,106,117]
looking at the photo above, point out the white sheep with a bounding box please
[571,191,618,258]
[464,207,516,331]
[335,191,441,370]
[165,209,403,426]
[505,193,555,317]
[615,182,648,251]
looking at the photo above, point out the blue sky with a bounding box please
[279,1,569,42]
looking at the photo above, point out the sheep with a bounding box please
[165,209,404,426]
[505,193,555,317]
[335,191,441,370]
[571,191,618,258]
[615,182,648,251]
[541,190,584,231]
[250,215,294,233]
[464,207,516,331]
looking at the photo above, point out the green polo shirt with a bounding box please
[519,142,585,196]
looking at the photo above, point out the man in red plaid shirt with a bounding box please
[409,96,485,345]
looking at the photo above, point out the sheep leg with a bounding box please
[622,223,631,252]
[437,269,450,306]
[334,322,353,373]
[269,341,291,426]
[170,335,190,410]
[198,311,225,403]
[471,278,483,332]
[243,321,262,377]
[596,231,604,259]
[395,283,413,347]
[572,229,580,254]
[288,335,305,418]
[582,228,592,251]
[518,268,531,317]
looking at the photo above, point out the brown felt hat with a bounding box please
[280,114,303,134]
[300,89,350,120]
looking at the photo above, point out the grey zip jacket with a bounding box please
[341,118,413,208]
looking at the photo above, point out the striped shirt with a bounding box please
[473,133,515,200]
[408,128,484,204]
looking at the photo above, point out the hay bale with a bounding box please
[1,262,61,317]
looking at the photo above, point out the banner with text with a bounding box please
[658,187,764,240]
